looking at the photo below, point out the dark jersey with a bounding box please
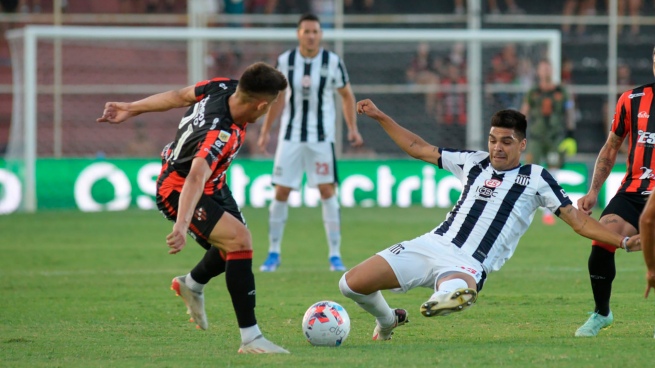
[157,78,246,198]
[611,83,655,195]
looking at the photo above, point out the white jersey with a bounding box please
[434,148,572,274]
[275,47,349,143]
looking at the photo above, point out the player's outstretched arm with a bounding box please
[167,156,212,255]
[558,204,640,251]
[97,85,197,125]
[357,99,440,165]
[577,132,623,215]
[640,192,655,297]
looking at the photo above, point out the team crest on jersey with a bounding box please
[484,179,502,188]
[195,207,207,221]
[218,130,231,142]
[514,174,530,186]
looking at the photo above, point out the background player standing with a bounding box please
[257,13,364,272]
[97,62,290,354]
[574,46,655,337]
[520,58,576,225]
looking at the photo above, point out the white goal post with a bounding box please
[6,25,560,212]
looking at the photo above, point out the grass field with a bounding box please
[1,206,654,367]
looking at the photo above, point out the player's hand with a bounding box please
[626,234,641,252]
[357,99,383,119]
[97,102,134,124]
[257,132,270,153]
[166,223,188,254]
[576,193,597,216]
[348,130,364,147]
[645,269,655,298]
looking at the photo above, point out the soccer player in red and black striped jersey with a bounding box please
[97,62,290,354]
[575,47,655,337]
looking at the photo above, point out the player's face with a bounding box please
[297,20,322,55]
[488,127,526,171]
[537,61,551,81]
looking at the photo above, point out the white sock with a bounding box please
[184,273,205,293]
[322,195,341,258]
[339,274,395,327]
[240,324,262,343]
[435,278,469,296]
[268,200,288,254]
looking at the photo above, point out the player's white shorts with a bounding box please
[272,140,337,189]
[377,232,484,293]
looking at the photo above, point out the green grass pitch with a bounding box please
[1,206,654,367]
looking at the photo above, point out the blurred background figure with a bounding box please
[455,0,524,14]
[521,58,575,225]
[406,42,440,115]
[561,0,597,35]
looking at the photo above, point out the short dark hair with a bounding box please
[491,109,527,140]
[298,13,320,27]
[239,62,287,99]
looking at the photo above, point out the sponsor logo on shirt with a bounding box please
[638,111,650,119]
[637,130,655,145]
[629,92,645,99]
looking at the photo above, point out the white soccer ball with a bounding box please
[301,300,351,347]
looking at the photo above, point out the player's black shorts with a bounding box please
[156,185,245,250]
[600,192,649,231]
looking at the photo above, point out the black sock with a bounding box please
[588,246,616,316]
[190,246,226,285]
[225,250,257,328]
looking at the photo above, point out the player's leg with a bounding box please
[339,255,408,340]
[420,272,478,317]
[173,185,246,326]
[576,193,640,337]
[206,208,288,353]
[310,142,344,271]
[158,191,215,330]
[261,141,303,272]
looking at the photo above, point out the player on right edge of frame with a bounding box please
[574,46,655,337]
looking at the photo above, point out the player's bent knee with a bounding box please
[339,273,359,298]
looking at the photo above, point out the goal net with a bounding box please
[5,26,560,212]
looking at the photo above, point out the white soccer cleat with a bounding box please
[372,308,409,341]
[171,276,208,330]
[420,288,477,317]
[238,335,290,354]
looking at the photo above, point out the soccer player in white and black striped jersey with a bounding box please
[339,99,641,341]
[257,13,363,272]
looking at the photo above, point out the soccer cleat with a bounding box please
[574,311,614,337]
[329,256,346,272]
[171,276,208,330]
[238,335,290,354]
[420,288,477,317]
[372,309,409,341]
[259,252,281,272]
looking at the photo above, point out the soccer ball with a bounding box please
[301,300,350,347]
